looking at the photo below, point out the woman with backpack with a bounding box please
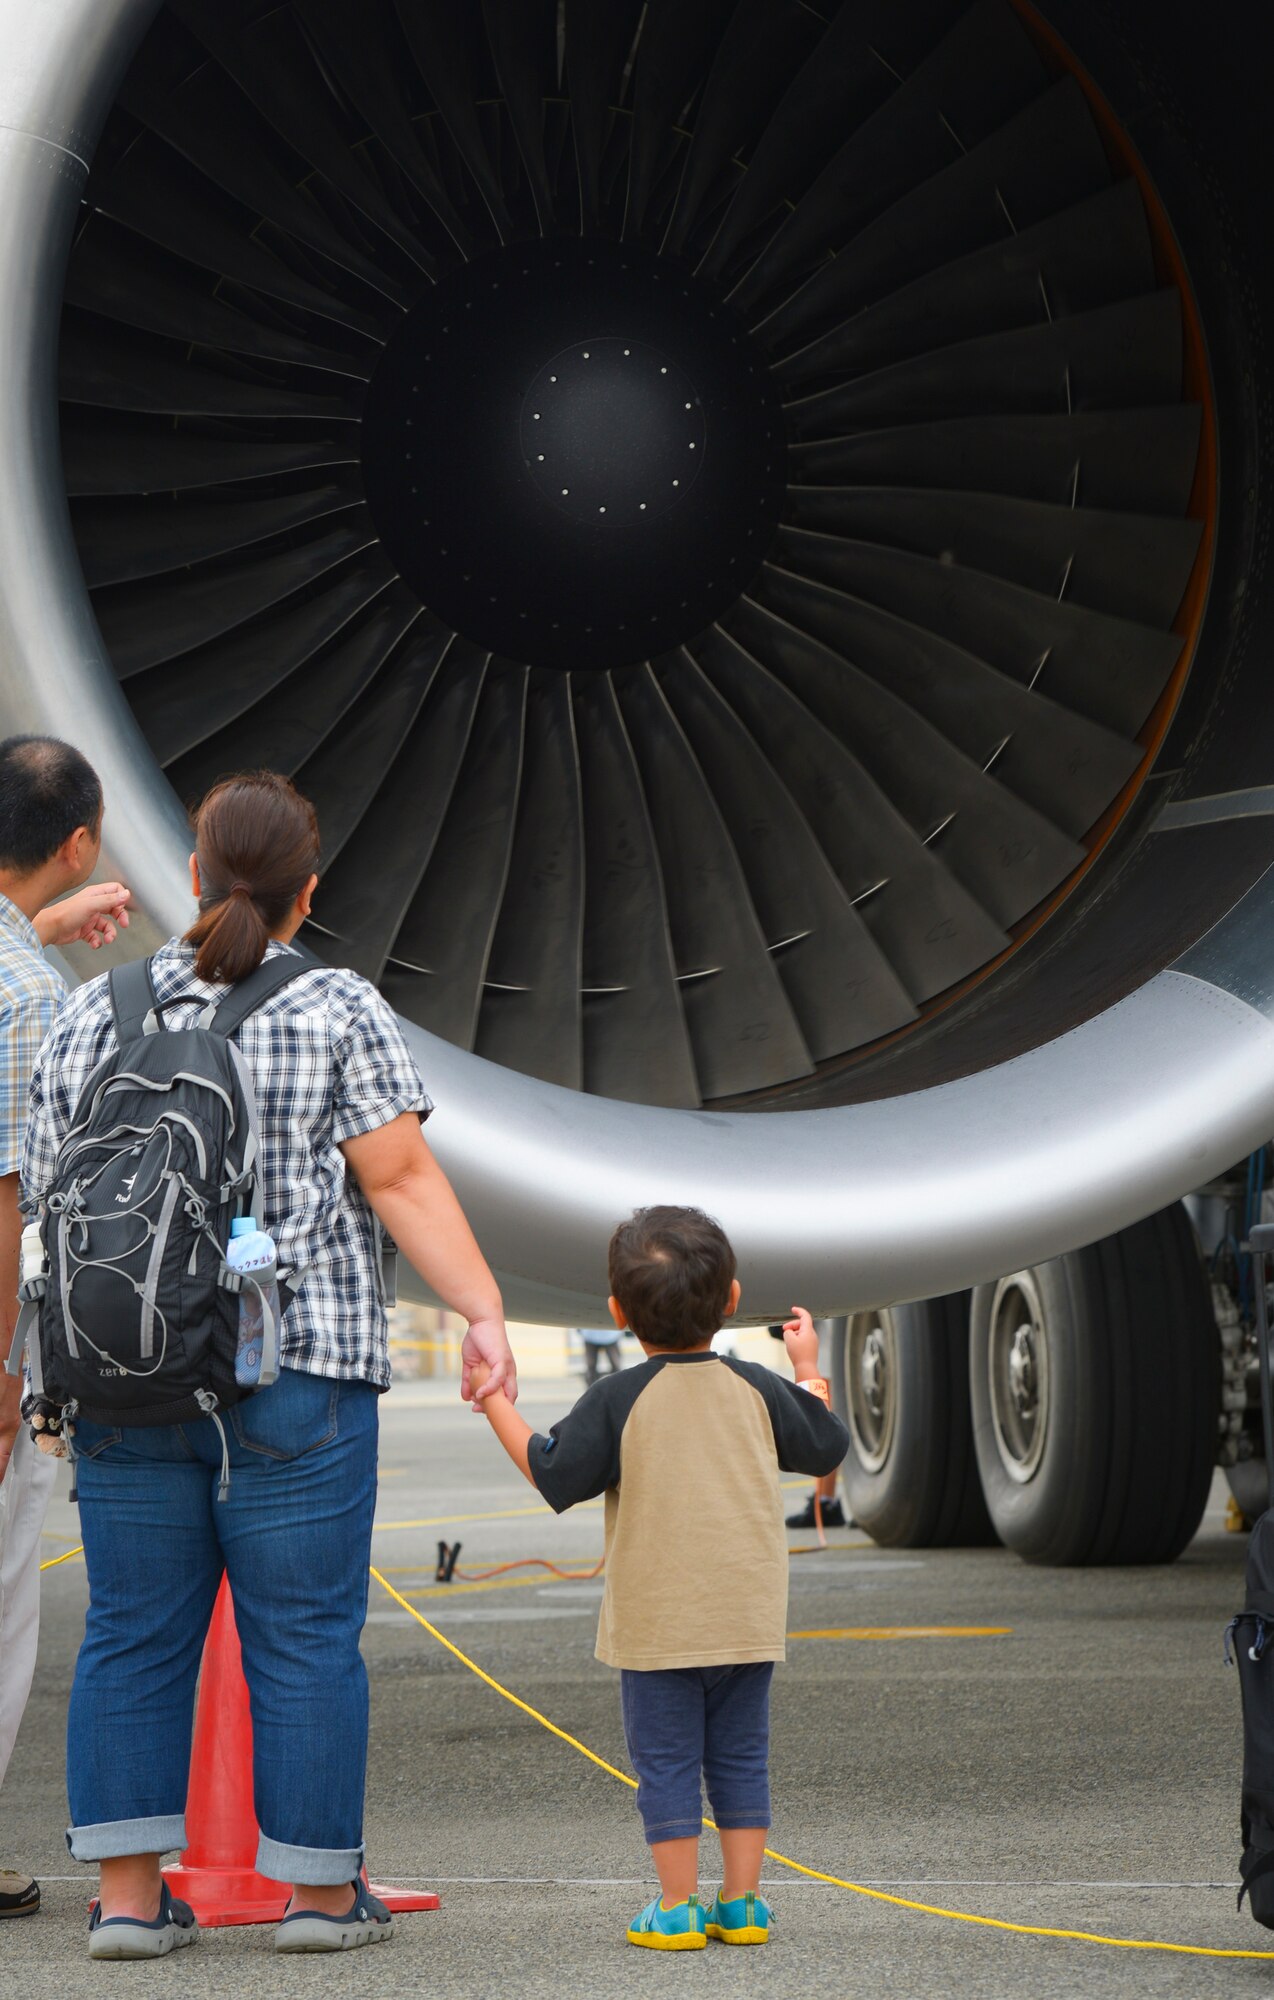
[20,770,516,1960]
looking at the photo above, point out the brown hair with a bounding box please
[607,1205,737,1350]
[185,771,320,985]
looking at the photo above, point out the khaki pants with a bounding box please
[0,1426,57,1789]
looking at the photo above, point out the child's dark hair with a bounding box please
[608,1206,737,1350]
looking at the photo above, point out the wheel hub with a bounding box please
[846,1312,897,1475]
[360,238,785,671]
[860,1328,888,1421]
[1007,1325,1038,1418]
[988,1275,1050,1485]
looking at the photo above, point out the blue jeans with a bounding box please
[620,1663,774,1843]
[66,1365,379,1885]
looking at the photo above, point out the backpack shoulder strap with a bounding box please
[208,947,320,1042]
[109,957,160,1044]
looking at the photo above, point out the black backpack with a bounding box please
[10,952,313,1445]
[1229,1509,1274,1924]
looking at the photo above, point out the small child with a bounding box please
[468,1204,849,1951]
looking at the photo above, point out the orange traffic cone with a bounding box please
[164,1575,440,1926]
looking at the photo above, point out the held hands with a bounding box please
[461,1318,517,1409]
[783,1306,821,1379]
[34,881,132,951]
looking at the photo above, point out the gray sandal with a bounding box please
[88,1882,198,1959]
[275,1881,393,1954]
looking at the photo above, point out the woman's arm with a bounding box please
[340,1113,517,1404]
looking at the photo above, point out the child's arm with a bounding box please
[468,1359,535,1485]
[782,1306,827,1390]
[762,1307,847,1473]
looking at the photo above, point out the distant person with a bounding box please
[766,1324,849,1530]
[578,1324,624,1387]
[0,734,130,1922]
[22,770,516,1961]
[469,1205,848,1951]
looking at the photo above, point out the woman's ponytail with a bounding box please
[185,772,321,985]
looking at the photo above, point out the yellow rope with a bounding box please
[40,1543,1265,1958]
[39,1543,84,1571]
[369,1565,1274,1962]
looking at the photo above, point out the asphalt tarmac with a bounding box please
[2,1352,1265,1999]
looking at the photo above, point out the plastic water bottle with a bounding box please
[227,1216,278,1388]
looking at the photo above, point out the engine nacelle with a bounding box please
[1,0,1272,1323]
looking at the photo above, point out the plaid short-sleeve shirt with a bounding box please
[22,938,432,1389]
[0,892,65,1179]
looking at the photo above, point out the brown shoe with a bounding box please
[0,1873,40,1918]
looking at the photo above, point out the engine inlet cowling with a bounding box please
[2,0,1273,1324]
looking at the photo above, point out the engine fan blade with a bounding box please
[392,0,512,240]
[752,75,1109,353]
[292,0,472,252]
[694,623,1009,1002]
[164,579,420,804]
[624,0,737,242]
[729,0,1045,314]
[61,414,357,497]
[315,635,492,979]
[614,663,814,1099]
[660,0,821,261]
[572,671,700,1107]
[734,588,1083,929]
[782,491,1201,631]
[118,58,411,305]
[170,0,434,275]
[698,0,965,283]
[59,313,358,421]
[64,225,369,379]
[774,178,1152,392]
[383,664,530,1049]
[789,406,1204,516]
[787,290,1184,436]
[98,518,380,678]
[563,0,644,232]
[477,673,586,1090]
[74,481,364,588]
[480,0,558,234]
[751,556,1139,839]
[658,649,919,1057]
[123,560,400,774]
[771,532,1186,737]
[299,625,474,869]
[94,141,389,341]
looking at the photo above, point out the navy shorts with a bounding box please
[620,1662,774,1843]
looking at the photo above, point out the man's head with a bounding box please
[0,736,103,894]
[607,1205,741,1351]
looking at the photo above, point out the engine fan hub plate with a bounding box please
[360,239,785,670]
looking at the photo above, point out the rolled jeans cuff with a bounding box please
[640,1814,706,1844]
[257,1832,365,1887]
[67,1814,186,1862]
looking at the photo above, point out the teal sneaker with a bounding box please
[705,1889,771,1944]
[626,1893,707,1950]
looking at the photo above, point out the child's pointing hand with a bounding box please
[782,1306,821,1379]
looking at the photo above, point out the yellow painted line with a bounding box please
[374,1499,601,1532]
[789,1625,1013,1641]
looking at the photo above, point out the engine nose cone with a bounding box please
[359,238,785,670]
[520,340,707,522]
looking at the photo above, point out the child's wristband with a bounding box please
[798,1375,832,1407]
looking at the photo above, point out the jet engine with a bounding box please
[1,0,1271,1557]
